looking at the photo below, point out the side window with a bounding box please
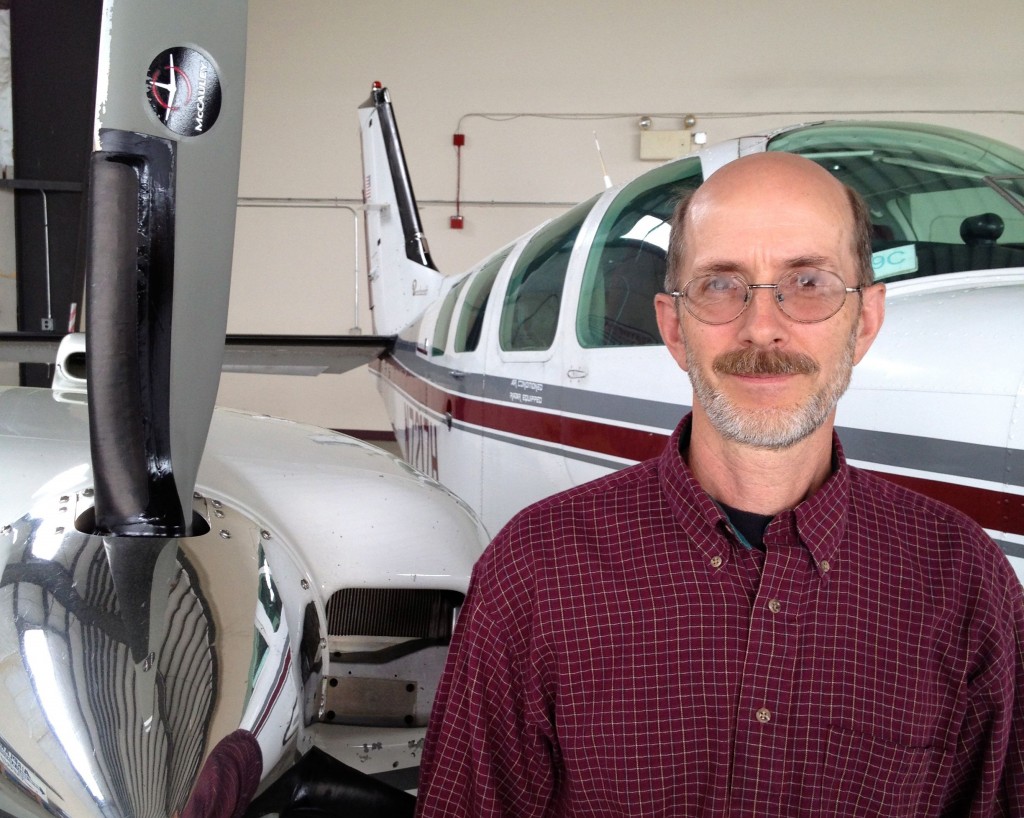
[431,278,466,355]
[500,197,598,352]
[769,124,1024,282]
[248,547,281,699]
[454,248,510,353]
[577,157,703,348]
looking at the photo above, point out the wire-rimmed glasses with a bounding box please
[669,269,863,325]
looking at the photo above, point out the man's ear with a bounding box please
[654,293,690,371]
[853,282,886,365]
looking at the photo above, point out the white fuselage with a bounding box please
[373,269,1024,585]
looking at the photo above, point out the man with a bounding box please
[415,153,1024,816]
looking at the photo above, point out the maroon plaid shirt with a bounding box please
[417,416,1024,817]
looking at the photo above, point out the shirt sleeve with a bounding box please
[416,532,558,818]
[943,557,1024,816]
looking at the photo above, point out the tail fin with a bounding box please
[359,83,445,336]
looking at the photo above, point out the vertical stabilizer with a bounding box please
[359,83,445,336]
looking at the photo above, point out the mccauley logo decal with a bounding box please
[146,47,222,137]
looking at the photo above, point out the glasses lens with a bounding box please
[682,275,747,323]
[776,269,848,322]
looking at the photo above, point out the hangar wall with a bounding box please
[218,0,1023,434]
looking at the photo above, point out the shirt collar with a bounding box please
[657,414,850,578]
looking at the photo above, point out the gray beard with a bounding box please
[685,330,857,451]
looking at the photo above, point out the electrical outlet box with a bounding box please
[40,317,54,331]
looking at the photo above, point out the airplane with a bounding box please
[0,3,486,817]
[357,84,1024,584]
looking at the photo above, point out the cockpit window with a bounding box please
[500,196,598,352]
[577,156,703,348]
[769,123,1024,281]
[454,248,510,353]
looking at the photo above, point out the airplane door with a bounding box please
[559,158,705,486]
[559,312,686,488]
[430,255,506,525]
[473,201,601,532]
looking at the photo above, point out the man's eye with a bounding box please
[705,276,738,293]
[792,270,825,288]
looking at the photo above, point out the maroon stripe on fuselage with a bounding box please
[873,472,1024,534]
[372,356,1023,537]
[374,357,664,460]
[253,649,292,738]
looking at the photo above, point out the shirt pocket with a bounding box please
[814,725,941,817]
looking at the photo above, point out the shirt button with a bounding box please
[756,707,772,724]
[820,560,831,573]
[710,556,723,568]
[768,599,782,614]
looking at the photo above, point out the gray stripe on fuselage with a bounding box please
[836,426,1024,488]
[391,346,1024,488]
[393,343,685,428]
[998,539,1024,559]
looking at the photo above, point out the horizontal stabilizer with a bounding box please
[0,331,63,364]
[222,334,394,375]
[0,332,393,378]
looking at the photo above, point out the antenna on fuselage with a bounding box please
[593,131,613,190]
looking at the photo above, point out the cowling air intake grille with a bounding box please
[326,588,463,640]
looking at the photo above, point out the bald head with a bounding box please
[665,153,873,291]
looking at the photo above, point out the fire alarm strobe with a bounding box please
[146,47,222,137]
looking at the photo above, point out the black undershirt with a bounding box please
[717,501,773,551]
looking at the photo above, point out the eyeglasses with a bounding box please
[669,268,863,325]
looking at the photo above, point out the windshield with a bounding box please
[769,123,1024,282]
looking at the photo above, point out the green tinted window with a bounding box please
[770,123,1024,281]
[257,552,281,631]
[454,248,511,353]
[431,278,466,355]
[248,631,269,696]
[500,197,598,352]
[577,156,703,348]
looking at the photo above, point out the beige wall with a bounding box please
[219,0,1023,432]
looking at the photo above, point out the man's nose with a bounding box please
[736,285,788,343]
